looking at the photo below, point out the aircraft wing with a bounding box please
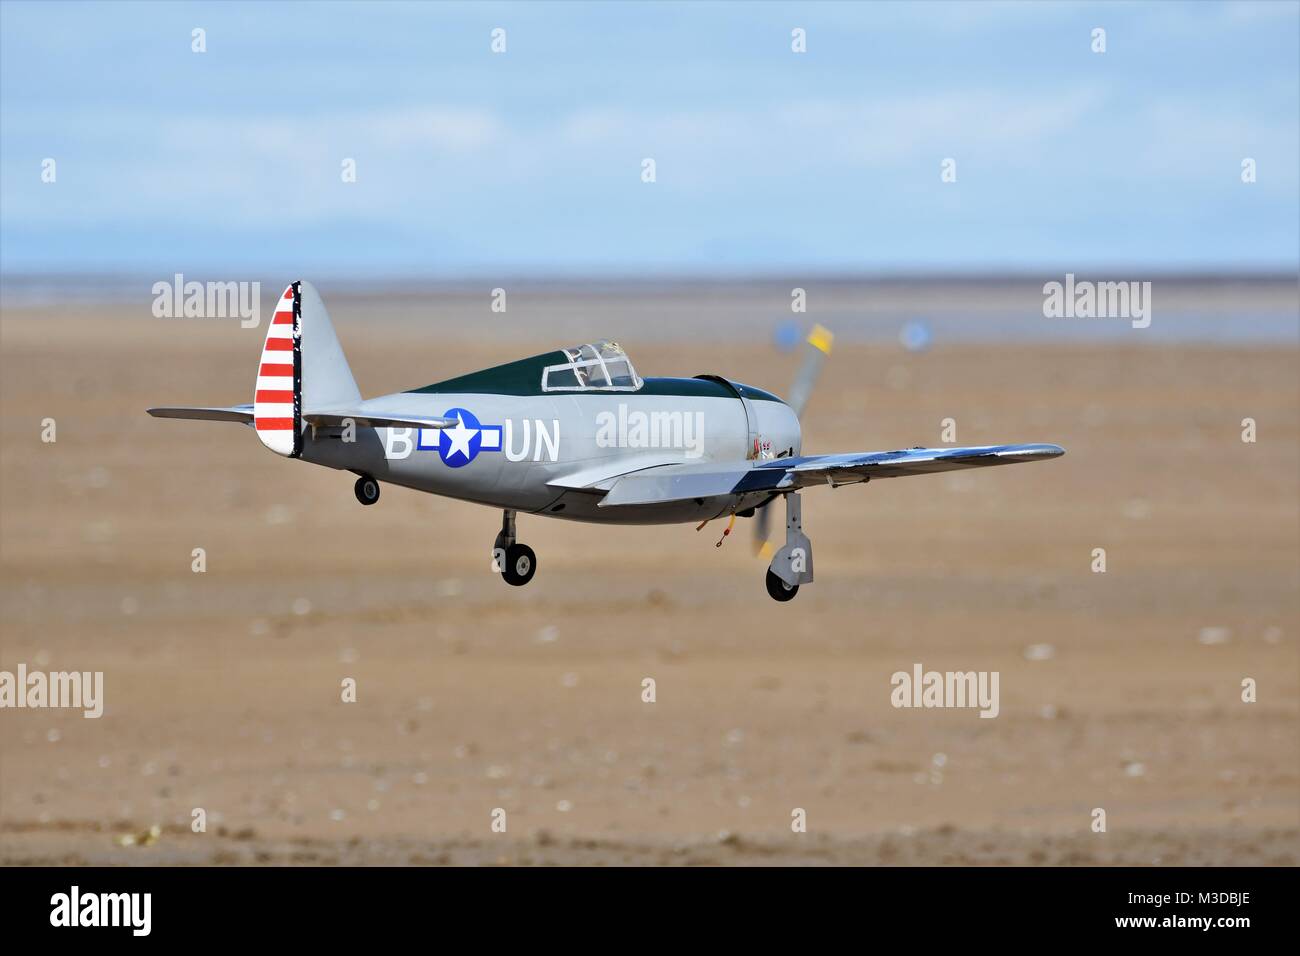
[598,443,1064,507]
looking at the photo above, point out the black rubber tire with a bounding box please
[354,476,380,506]
[765,567,799,602]
[502,543,537,587]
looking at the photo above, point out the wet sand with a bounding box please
[1,298,1296,865]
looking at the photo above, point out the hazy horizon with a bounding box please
[2,0,1297,277]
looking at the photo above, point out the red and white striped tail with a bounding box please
[254,283,301,457]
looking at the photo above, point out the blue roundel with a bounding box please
[438,407,484,468]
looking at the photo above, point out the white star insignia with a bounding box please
[443,414,479,461]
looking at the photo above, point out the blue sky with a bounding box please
[2,0,1297,277]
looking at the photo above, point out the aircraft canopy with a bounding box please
[541,340,642,392]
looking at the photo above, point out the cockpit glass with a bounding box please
[605,359,635,387]
[545,366,581,389]
[542,340,641,392]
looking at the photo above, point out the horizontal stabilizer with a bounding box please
[303,410,456,431]
[147,405,254,424]
[149,404,454,432]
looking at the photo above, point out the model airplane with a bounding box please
[149,281,1064,601]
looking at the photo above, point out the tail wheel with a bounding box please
[765,567,798,602]
[502,543,537,587]
[354,476,380,506]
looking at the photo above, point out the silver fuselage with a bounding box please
[302,385,801,524]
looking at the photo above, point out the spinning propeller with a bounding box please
[754,323,833,557]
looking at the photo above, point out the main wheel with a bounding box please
[354,476,380,506]
[765,567,798,602]
[502,543,537,587]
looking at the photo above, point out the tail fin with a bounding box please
[254,281,361,457]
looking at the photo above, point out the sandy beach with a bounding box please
[1,291,1296,865]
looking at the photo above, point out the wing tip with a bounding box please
[994,443,1064,463]
[1021,443,1066,460]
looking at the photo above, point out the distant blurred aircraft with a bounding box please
[150,282,1064,601]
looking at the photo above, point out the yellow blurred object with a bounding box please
[807,324,834,355]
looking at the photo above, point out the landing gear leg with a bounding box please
[494,510,537,587]
[765,492,813,602]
